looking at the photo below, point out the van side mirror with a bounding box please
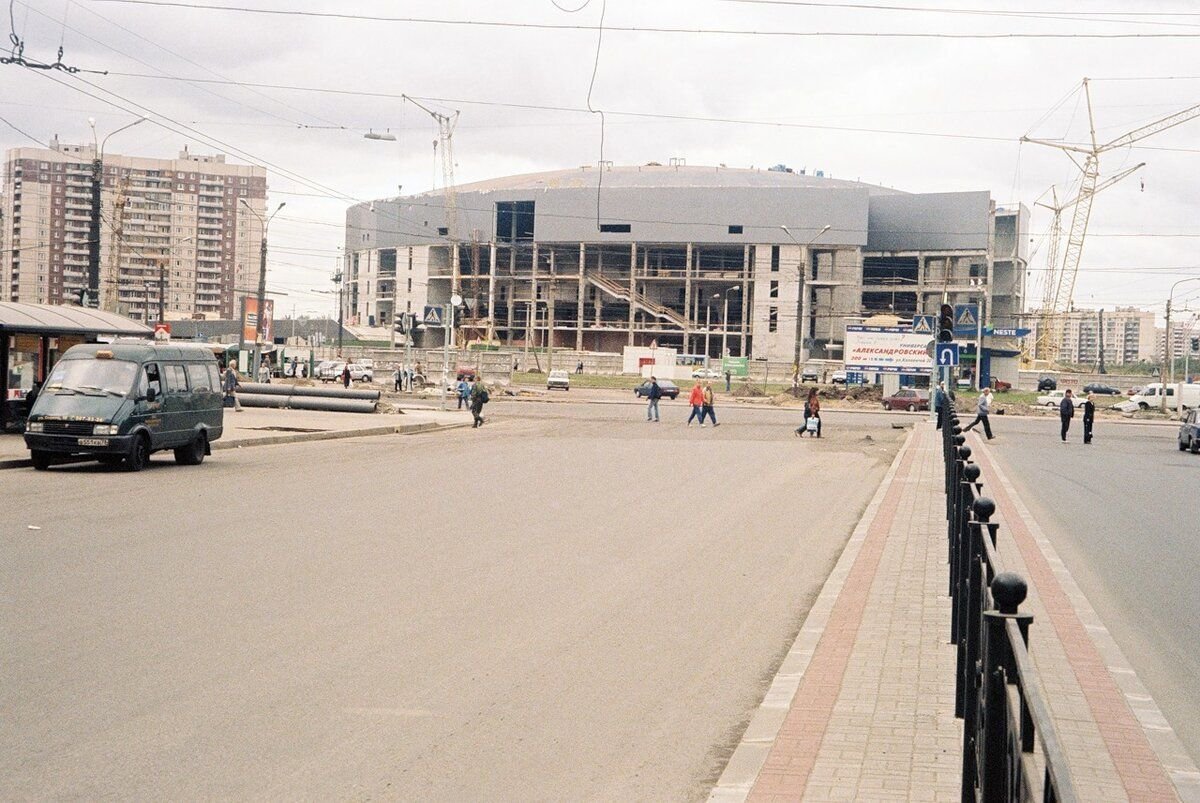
[145,387,157,403]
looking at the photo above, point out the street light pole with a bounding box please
[781,224,831,367]
[87,116,147,310]
[240,199,286,379]
[1164,277,1200,411]
[721,285,740,358]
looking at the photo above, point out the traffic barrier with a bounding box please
[940,404,1077,802]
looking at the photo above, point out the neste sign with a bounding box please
[844,325,933,374]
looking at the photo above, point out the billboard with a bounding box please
[240,297,274,347]
[844,325,931,374]
[722,356,749,377]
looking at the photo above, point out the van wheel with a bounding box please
[125,434,151,472]
[30,450,52,471]
[175,432,207,465]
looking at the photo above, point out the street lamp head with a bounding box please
[364,131,397,141]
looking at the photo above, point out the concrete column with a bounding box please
[548,248,556,371]
[487,242,497,343]
[628,242,637,345]
[531,243,539,352]
[684,242,693,348]
[799,246,810,365]
[576,243,586,352]
[741,245,751,356]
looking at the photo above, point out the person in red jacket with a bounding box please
[686,380,706,427]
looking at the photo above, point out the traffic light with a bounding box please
[938,303,955,343]
[1191,336,1199,353]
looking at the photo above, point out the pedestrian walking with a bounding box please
[1082,392,1095,444]
[406,366,415,391]
[342,363,352,389]
[456,376,471,410]
[724,370,731,392]
[222,362,243,412]
[469,377,489,428]
[1059,388,1075,442]
[796,387,821,437]
[645,375,663,422]
[686,380,706,427]
[962,386,994,440]
[258,358,271,383]
[576,360,584,374]
[934,381,947,430]
[701,381,719,426]
[393,366,402,393]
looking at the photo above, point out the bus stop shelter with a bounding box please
[1,302,151,431]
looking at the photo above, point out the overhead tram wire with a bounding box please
[95,71,1200,155]
[13,0,333,130]
[87,1,1200,38]
[720,0,1200,29]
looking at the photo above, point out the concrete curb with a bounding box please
[0,420,470,470]
[707,425,919,802]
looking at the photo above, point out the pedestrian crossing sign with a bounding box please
[423,305,443,326]
[953,303,979,336]
[911,315,935,335]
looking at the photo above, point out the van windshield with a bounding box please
[44,359,138,397]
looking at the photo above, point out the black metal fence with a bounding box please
[940,405,1077,803]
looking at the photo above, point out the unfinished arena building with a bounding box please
[343,164,1027,363]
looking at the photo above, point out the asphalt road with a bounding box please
[977,413,1200,763]
[1,400,910,800]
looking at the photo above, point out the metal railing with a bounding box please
[940,405,1077,803]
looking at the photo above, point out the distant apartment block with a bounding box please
[1030,306,1157,366]
[2,138,267,320]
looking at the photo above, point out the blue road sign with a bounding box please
[423,305,444,326]
[953,304,978,336]
[911,314,935,335]
[988,327,1030,338]
[936,342,960,367]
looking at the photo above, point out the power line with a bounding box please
[721,0,1200,29]
[88,0,1200,39]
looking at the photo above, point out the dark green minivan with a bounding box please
[24,340,224,471]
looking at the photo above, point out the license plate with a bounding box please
[78,438,110,447]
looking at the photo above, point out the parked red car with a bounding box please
[882,388,930,412]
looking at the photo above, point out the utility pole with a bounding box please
[88,150,102,308]
[143,280,152,324]
[441,294,461,410]
[240,200,285,377]
[333,270,345,356]
[157,261,166,324]
[1097,308,1106,374]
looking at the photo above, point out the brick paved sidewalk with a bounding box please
[711,423,962,801]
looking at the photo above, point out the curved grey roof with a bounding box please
[410,164,903,198]
[0,302,152,336]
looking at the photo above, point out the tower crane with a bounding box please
[404,97,462,339]
[1023,78,1200,363]
[1031,162,1144,362]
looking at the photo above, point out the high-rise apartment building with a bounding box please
[2,139,267,321]
[1029,306,1157,366]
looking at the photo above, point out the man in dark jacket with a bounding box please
[646,376,663,422]
[1082,392,1095,444]
[469,378,488,428]
[1059,389,1075,442]
[934,382,946,430]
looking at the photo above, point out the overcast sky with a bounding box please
[3,0,1200,321]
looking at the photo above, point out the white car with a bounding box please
[831,370,848,385]
[691,367,722,379]
[319,362,373,383]
[547,370,570,390]
[1036,389,1085,408]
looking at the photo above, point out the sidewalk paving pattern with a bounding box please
[712,422,1196,801]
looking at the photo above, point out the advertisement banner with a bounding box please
[240,298,275,347]
[844,325,931,374]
